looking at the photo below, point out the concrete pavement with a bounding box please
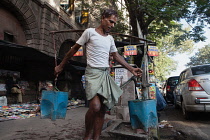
[0,107,87,140]
[0,106,208,140]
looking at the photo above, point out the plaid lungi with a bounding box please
[85,66,123,109]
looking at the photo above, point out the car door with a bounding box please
[175,71,187,106]
[179,70,195,106]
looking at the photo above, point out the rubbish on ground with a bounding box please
[0,98,86,122]
[159,120,173,128]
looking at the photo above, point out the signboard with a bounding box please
[136,87,142,99]
[115,68,128,86]
[74,47,83,56]
[81,10,89,25]
[0,84,6,91]
[148,46,159,56]
[124,45,137,56]
[75,10,89,25]
[149,83,156,99]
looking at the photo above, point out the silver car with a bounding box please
[174,64,210,119]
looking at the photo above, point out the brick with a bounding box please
[43,8,51,16]
[29,22,38,29]
[27,44,36,49]
[27,16,36,24]
[32,33,40,39]
[24,30,32,35]
[24,0,29,4]
[20,4,29,14]
[45,25,51,31]
[42,34,50,41]
[41,18,50,26]
[25,34,33,40]
[27,39,33,44]
[15,0,24,9]
[33,45,39,50]
[32,39,40,45]
[30,28,40,34]
[10,0,17,5]
[24,9,33,19]
[40,23,48,29]
[45,13,51,20]
[43,40,50,46]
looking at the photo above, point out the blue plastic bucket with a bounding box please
[128,99,158,132]
[41,90,68,121]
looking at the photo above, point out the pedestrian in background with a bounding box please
[6,73,25,104]
[55,9,142,140]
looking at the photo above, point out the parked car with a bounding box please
[162,76,179,104]
[174,64,210,119]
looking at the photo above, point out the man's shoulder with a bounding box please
[85,28,95,32]
[108,34,114,38]
[82,28,95,36]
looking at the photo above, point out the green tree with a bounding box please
[123,0,207,42]
[186,44,210,66]
[121,0,209,80]
[185,0,210,26]
[77,0,129,34]
[153,24,195,80]
[154,53,177,81]
[156,26,195,56]
[183,0,210,42]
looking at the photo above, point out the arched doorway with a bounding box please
[57,40,86,100]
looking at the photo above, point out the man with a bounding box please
[7,73,25,104]
[55,9,142,140]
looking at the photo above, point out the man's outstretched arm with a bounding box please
[54,43,81,76]
[111,52,142,77]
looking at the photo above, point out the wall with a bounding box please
[40,0,60,12]
[0,0,87,58]
[0,0,90,102]
[0,8,27,46]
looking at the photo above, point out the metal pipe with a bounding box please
[49,30,155,43]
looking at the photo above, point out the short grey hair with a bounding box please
[101,9,118,18]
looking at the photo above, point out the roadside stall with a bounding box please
[0,103,39,122]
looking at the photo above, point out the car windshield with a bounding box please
[191,65,210,75]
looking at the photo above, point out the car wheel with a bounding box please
[181,101,191,120]
[173,93,179,109]
[174,99,179,109]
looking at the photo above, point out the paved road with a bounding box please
[1,105,209,140]
[0,107,88,140]
[159,104,210,140]
[0,107,118,140]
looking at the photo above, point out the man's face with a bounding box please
[101,15,117,33]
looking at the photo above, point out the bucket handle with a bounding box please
[52,32,60,92]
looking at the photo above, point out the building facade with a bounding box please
[0,0,89,57]
[0,0,132,103]
[0,0,93,103]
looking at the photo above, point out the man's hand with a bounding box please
[54,65,63,78]
[131,68,143,77]
[54,44,81,79]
